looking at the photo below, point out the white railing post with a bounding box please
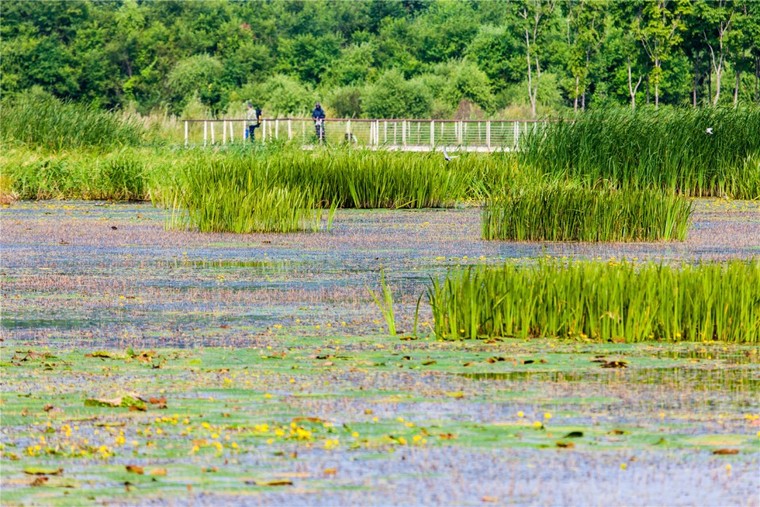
[229,120,234,143]
[275,119,279,140]
[288,119,292,141]
[402,120,406,146]
[211,121,216,145]
[430,120,435,147]
[486,121,491,150]
[346,120,351,143]
[514,121,520,148]
[203,121,208,146]
[223,120,227,144]
[184,121,189,147]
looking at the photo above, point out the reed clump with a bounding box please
[429,259,759,343]
[2,147,149,201]
[167,154,334,233]
[1,91,145,151]
[154,147,510,233]
[522,107,760,199]
[482,185,693,242]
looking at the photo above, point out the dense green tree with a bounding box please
[1,0,758,118]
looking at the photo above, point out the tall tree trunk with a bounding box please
[733,68,740,107]
[525,30,537,118]
[574,76,579,112]
[654,59,660,108]
[692,56,699,107]
[755,55,760,104]
[646,76,650,104]
[713,64,723,105]
[627,58,642,110]
[708,70,712,104]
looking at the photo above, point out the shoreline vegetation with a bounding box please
[1,95,758,237]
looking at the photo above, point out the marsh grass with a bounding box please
[522,107,760,199]
[2,147,149,201]
[429,259,760,343]
[482,185,693,242]
[1,92,145,151]
[155,147,513,233]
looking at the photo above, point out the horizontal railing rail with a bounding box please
[181,118,549,152]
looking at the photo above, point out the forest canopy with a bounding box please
[2,0,758,119]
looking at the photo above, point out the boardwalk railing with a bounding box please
[182,118,546,151]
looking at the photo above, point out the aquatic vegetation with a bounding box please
[482,185,693,242]
[0,92,145,151]
[368,270,397,336]
[521,107,760,199]
[429,259,760,342]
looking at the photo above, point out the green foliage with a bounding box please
[167,55,225,114]
[429,259,760,343]
[482,185,693,242]
[521,107,760,199]
[2,0,759,117]
[0,89,145,151]
[363,70,432,118]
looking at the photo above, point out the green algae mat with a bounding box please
[1,339,758,505]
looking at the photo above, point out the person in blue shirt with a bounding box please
[312,102,326,143]
[245,102,262,141]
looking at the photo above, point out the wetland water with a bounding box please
[2,199,759,348]
[1,200,759,506]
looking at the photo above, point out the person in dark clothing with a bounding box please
[311,102,326,143]
[246,102,262,141]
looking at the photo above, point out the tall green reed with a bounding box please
[429,259,759,343]
[482,185,693,242]
[521,107,760,199]
[1,91,145,151]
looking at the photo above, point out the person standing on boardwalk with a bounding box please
[312,102,326,143]
[245,102,262,141]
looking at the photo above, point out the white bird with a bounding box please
[706,127,713,135]
[442,147,458,161]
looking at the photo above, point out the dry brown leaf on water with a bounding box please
[422,360,437,366]
[125,465,144,475]
[30,477,49,487]
[24,467,62,475]
[245,479,294,487]
[292,416,326,424]
[149,468,167,476]
[85,351,121,359]
[323,468,338,476]
[712,449,739,455]
[600,360,628,368]
[556,441,575,449]
[481,496,499,503]
[445,391,465,399]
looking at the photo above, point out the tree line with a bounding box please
[2,0,758,119]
